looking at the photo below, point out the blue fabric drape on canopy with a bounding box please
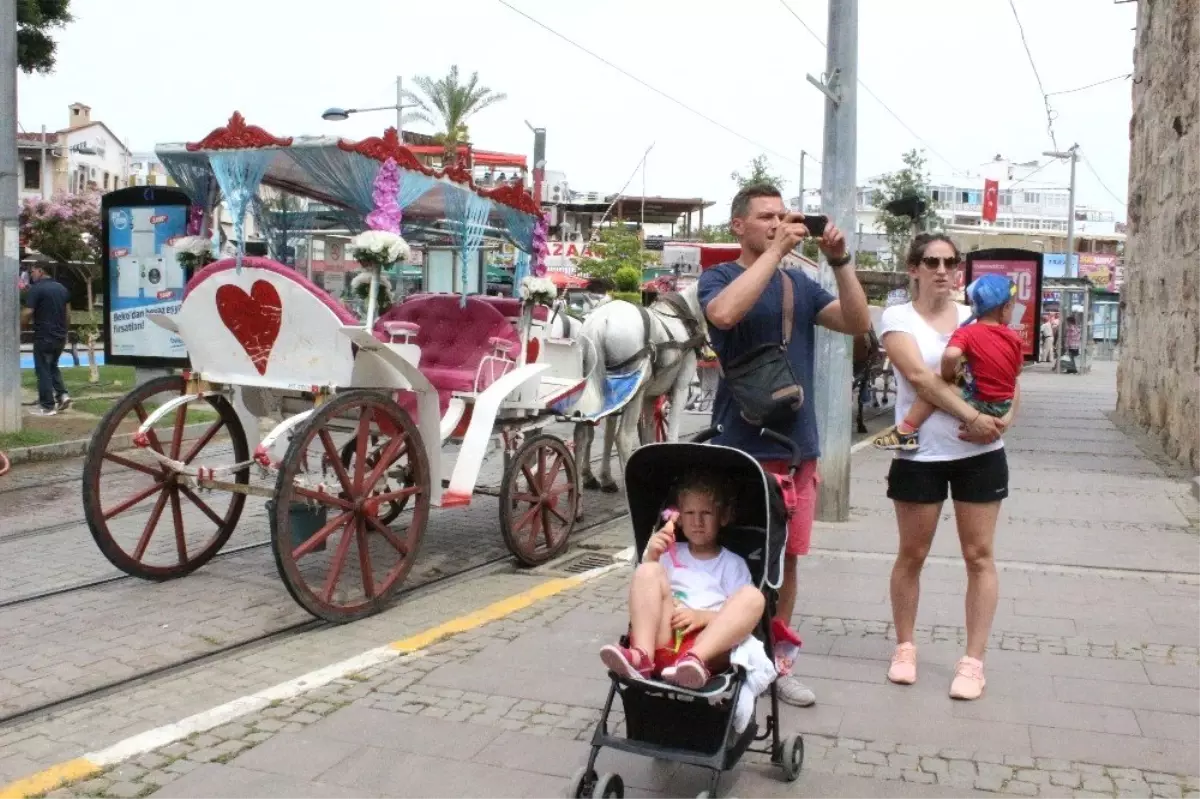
[496,204,536,254]
[159,151,217,207]
[444,187,492,306]
[209,151,274,270]
[513,250,531,287]
[286,148,379,217]
[396,171,438,213]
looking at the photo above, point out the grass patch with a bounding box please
[0,429,60,449]
[21,365,135,397]
[344,672,369,683]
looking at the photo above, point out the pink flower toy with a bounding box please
[660,507,684,569]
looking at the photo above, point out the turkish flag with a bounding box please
[982,179,999,222]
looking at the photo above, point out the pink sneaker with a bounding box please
[949,656,986,700]
[600,644,652,681]
[887,643,917,685]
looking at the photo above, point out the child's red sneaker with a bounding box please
[599,644,653,681]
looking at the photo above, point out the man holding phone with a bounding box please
[698,183,871,707]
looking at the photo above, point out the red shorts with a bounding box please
[654,629,700,673]
[760,459,819,556]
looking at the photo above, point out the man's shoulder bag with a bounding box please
[721,270,805,429]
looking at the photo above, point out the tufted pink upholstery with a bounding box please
[374,295,520,415]
[476,296,549,322]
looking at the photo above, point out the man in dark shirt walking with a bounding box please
[698,184,871,706]
[21,265,72,415]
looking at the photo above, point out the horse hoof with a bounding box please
[583,476,602,491]
[601,482,619,494]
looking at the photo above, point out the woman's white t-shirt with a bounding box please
[879,302,1004,463]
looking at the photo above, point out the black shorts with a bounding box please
[886,448,1009,504]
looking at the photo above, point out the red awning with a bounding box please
[548,271,589,289]
[403,145,527,170]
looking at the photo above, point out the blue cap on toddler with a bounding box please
[964,274,1016,323]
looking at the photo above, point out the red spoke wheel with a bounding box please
[654,396,670,443]
[82,374,248,580]
[272,390,430,622]
[499,434,578,567]
[337,435,414,524]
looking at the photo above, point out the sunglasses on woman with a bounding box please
[920,255,962,270]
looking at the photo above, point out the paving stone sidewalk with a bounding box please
[6,362,1198,798]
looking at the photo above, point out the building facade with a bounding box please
[16,103,132,202]
[1117,0,1198,470]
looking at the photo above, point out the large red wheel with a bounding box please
[82,374,249,580]
[654,396,670,443]
[499,434,578,567]
[271,390,430,622]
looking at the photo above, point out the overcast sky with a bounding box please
[17,0,1135,223]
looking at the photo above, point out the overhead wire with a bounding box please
[1080,154,1128,208]
[1008,0,1059,151]
[775,0,965,176]
[498,0,817,169]
[1046,73,1132,97]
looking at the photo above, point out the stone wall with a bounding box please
[1117,0,1199,471]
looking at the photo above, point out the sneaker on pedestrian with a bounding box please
[873,425,919,451]
[887,642,917,685]
[56,394,72,411]
[949,656,986,700]
[776,674,816,707]
[31,407,57,417]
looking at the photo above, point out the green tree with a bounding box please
[575,223,656,283]
[855,250,881,269]
[871,149,940,268]
[698,224,735,243]
[19,192,101,381]
[731,155,786,191]
[18,0,73,74]
[404,65,507,167]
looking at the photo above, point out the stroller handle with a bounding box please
[760,428,803,471]
[689,425,723,444]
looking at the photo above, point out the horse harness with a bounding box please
[610,291,707,373]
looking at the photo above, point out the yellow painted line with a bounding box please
[0,566,620,799]
[0,759,101,799]
[390,575,582,652]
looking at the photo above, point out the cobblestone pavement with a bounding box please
[1,363,1196,797]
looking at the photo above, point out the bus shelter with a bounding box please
[1042,277,1093,374]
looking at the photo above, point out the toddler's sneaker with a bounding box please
[949,656,986,700]
[599,644,652,681]
[887,643,917,685]
[873,425,919,451]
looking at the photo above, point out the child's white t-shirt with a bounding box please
[658,543,752,611]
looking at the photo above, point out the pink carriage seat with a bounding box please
[475,295,550,322]
[373,295,520,415]
[185,256,359,325]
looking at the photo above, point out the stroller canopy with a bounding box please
[624,443,789,590]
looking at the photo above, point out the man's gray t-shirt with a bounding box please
[25,278,70,344]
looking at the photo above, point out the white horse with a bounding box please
[572,283,707,492]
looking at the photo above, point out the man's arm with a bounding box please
[704,214,808,330]
[814,255,871,335]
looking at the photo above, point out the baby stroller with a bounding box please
[568,428,805,799]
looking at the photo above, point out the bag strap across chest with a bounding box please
[781,270,794,346]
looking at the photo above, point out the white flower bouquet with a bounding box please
[520,275,557,307]
[173,236,216,272]
[351,271,394,314]
[350,230,411,270]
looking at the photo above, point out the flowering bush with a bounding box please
[350,230,410,270]
[173,236,215,272]
[19,193,101,264]
[520,275,557,307]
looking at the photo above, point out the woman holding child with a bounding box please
[872,234,1021,701]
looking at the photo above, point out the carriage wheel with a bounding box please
[272,390,430,622]
[499,434,578,567]
[653,396,670,443]
[337,435,414,525]
[82,374,248,580]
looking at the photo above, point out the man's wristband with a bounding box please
[827,253,853,269]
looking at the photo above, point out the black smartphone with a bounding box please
[802,214,828,237]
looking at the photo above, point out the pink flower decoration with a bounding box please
[366,158,403,234]
[531,214,549,277]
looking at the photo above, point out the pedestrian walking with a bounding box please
[697,183,871,707]
[1039,314,1055,363]
[877,234,1015,700]
[1064,316,1082,373]
[21,265,72,416]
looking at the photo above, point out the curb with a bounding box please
[0,555,629,799]
[4,422,213,467]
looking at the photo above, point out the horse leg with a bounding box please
[599,415,620,493]
[576,423,601,491]
[637,395,656,445]
[613,399,643,487]
[666,357,693,443]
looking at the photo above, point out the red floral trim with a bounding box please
[186,112,293,152]
[338,128,541,216]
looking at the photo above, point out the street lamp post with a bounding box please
[322,76,412,136]
[1043,145,1079,373]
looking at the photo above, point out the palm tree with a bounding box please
[404,65,507,168]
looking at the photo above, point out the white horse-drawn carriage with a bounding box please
[83,114,591,622]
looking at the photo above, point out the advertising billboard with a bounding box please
[965,248,1043,361]
[101,187,193,367]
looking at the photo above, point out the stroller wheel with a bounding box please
[777,732,804,782]
[566,767,595,798]
[591,772,624,798]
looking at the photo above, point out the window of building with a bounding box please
[1023,191,1041,205]
[22,160,39,190]
[1000,190,1012,206]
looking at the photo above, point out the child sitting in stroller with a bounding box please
[599,470,767,690]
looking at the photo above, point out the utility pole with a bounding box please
[0,0,21,434]
[806,0,857,522]
[798,149,806,211]
[1044,144,1078,372]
